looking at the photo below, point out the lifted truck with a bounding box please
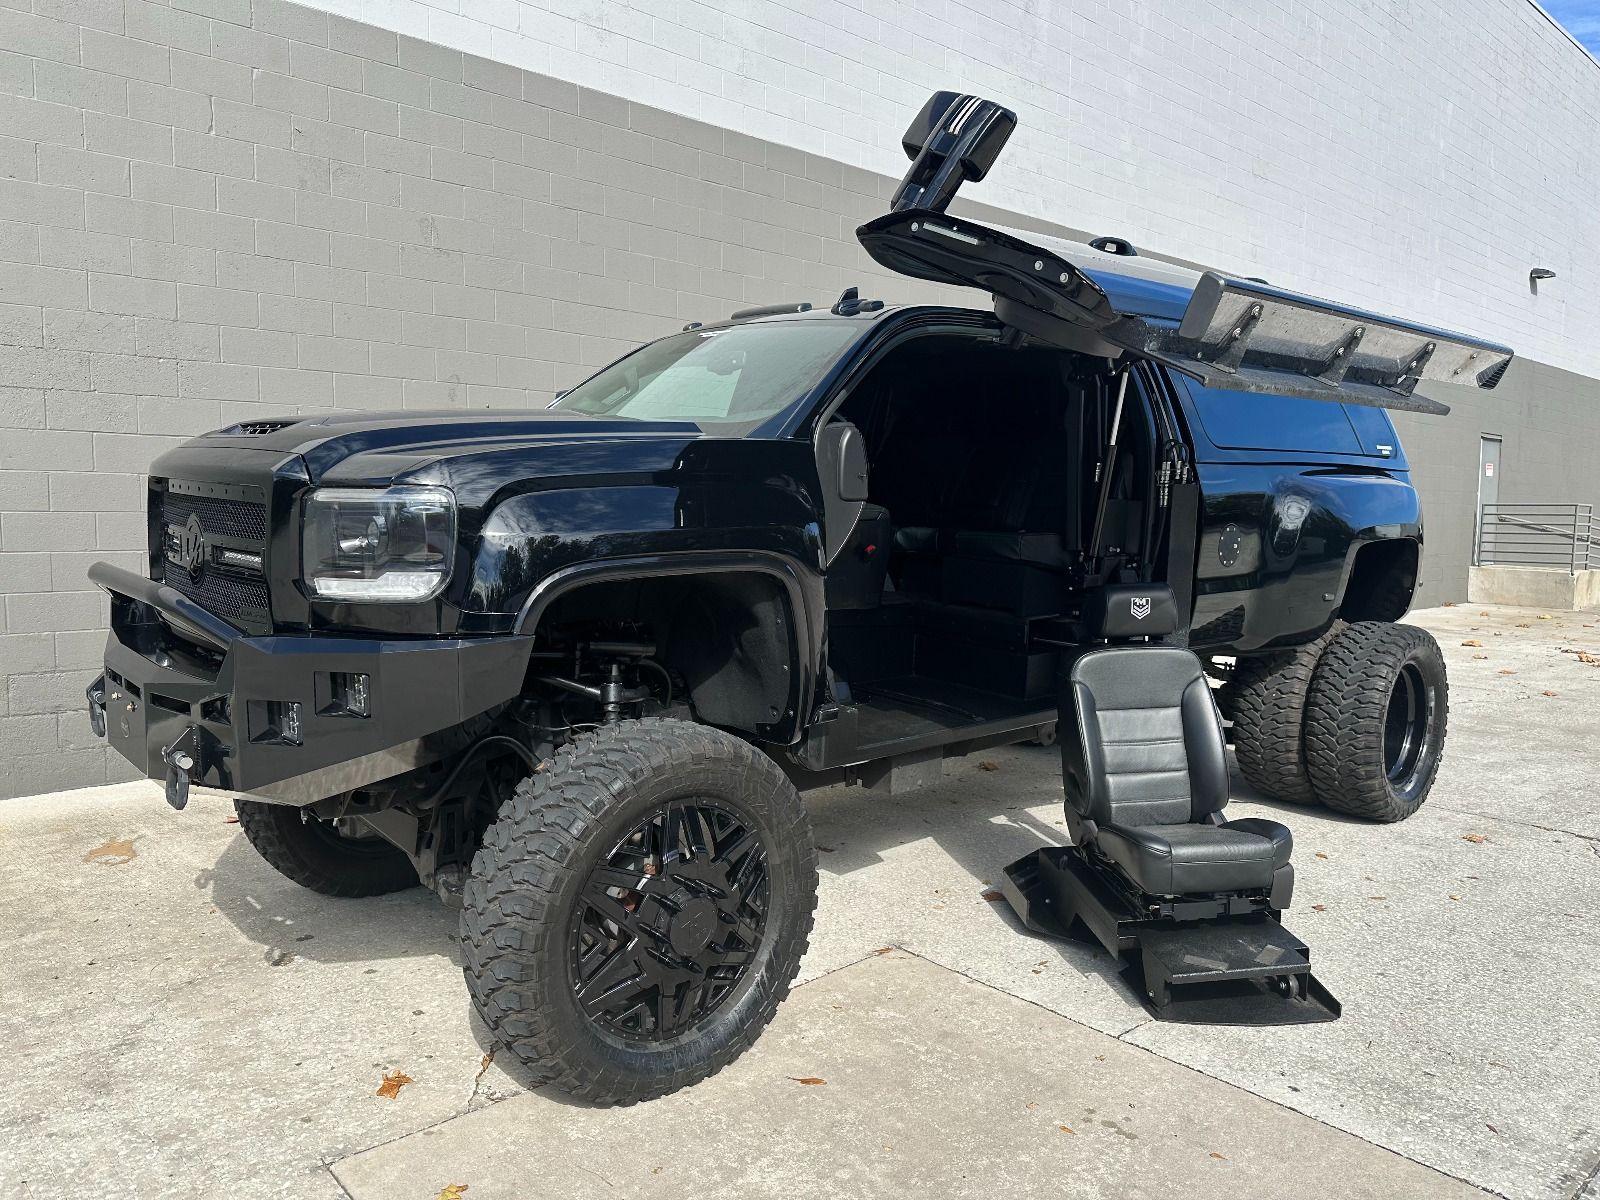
[88,93,1511,1102]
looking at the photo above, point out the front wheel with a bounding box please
[234,798,420,896]
[1303,622,1449,822]
[460,718,818,1105]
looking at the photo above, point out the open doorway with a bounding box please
[817,331,1160,759]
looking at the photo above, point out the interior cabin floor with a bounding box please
[846,675,1055,760]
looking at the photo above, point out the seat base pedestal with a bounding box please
[1002,846,1340,1025]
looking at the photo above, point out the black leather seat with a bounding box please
[1061,585,1293,897]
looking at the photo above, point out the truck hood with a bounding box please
[196,408,707,486]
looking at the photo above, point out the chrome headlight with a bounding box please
[302,486,456,602]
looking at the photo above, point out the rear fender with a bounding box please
[1189,462,1421,652]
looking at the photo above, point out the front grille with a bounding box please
[160,567,271,627]
[162,491,269,542]
[152,481,272,632]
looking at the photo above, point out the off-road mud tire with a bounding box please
[233,798,420,896]
[1229,623,1343,804]
[459,717,817,1106]
[1303,621,1449,822]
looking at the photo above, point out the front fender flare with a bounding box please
[514,550,822,745]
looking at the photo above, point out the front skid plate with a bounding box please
[1001,848,1340,1026]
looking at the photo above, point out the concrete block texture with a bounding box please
[0,0,1596,798]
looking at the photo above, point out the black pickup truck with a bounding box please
[88,93,1511,1102]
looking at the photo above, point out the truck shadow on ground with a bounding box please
[797,741,1367,1002]
[193,743,1351,1010]
[196,832,461,966]
[799,743,1140,996]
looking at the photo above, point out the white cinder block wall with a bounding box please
[0,0,1595,798]
[299,0,1599,379]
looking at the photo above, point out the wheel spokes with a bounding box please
[573,799,769,1042]
[712,825,758,871]
[575,943,648,1017]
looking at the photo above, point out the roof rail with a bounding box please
[728,301,812,322]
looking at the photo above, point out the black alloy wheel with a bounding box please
[572,801,769,1041]
[1382,660,1435,796]
[461,718,817,1105]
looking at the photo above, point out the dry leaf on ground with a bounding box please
[1058,1124,1075,1134]
[1461,640,1483,647]
[83,838,137,865]
[1311,904,1326,912]
[376,1070,414,1099]
[1542,690,1559,697]
[1462,834,1489,844]
[977,761,999,771]
[436,1187,469,1200]
[790,1077,826,1086]
[1314,851,1328,860]
[980,889,1004,902]
[1209,1152,1227,1161]
[1471,653,1489,660]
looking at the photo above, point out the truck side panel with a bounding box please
[1172,377,1423,652]
[1187,462,1421,651]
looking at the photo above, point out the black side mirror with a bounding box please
[890,91,1017,214]
[817,421,869,501]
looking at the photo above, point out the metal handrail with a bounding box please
[1476,503,1593,573]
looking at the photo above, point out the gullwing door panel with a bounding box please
[860,93,1514,416]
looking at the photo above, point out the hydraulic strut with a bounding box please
[1088,366,1130,562]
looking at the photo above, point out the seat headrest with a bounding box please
[1084,584,1179,639]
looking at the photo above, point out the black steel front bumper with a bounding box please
[88,563,533,806]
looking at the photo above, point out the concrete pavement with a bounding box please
[1,603,1596,1199]
[332,952,1480,1200]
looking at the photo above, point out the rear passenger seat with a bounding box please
[873,377,1081,614]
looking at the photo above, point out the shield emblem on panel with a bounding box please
[1130,596,1152,620]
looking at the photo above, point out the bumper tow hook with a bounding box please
[86,675,107,739]
[160,727,204,811]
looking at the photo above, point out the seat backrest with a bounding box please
[1059,585,1228,834]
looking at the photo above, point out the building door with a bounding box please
[1474,435,1502,565]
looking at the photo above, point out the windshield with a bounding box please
[551,321,860,432]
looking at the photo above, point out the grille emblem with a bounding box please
[1130,595,1152,620]
[177,513,206,580]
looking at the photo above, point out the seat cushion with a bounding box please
[893,525,941,555]
[950,529,1066,565]
[1096,818,1292,896]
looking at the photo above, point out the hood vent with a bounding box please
[215,419,300,436]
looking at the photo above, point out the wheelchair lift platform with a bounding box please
[1003,846,1340,1025]
[1001,582,1341,1026]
